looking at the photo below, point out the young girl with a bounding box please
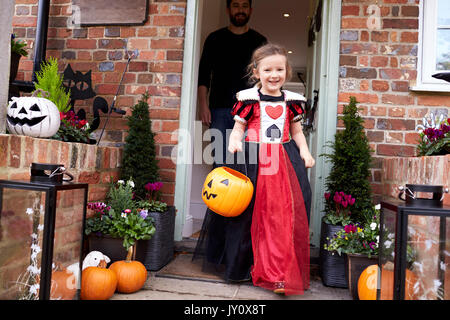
[228,43,314,295]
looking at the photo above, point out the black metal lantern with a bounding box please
[0,163,88,300]
[378,184,449,300]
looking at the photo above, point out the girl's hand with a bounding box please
[300,150,315,168]
[228,138,242,153]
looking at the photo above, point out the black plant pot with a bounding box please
[87,234,128,264]
[10,52,21,83]
[135,206,176,271]
[344,253,378,300]
[319,218,348,288]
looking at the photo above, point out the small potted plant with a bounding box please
[10,34,28,82]
[416,113,450,156]
[85,178,156,263]
[324,205,380,300]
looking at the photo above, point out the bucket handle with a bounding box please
[398,185,449,202]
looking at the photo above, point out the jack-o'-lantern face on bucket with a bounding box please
[6,96,60,138]
[202,166,254,217]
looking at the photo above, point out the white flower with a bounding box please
[375,204,381,210]
[37,224,44,231]
[26,208,34,215]
[433,279,441,292]
[31,233,37,240]
[117,180,124,184]
[127,180,135,188]
[30,284,39,295]
[384,240,392,249]
[376,235,379,244]
[27,265,39,275]
[121,212,127,218]
[370,222,377,230]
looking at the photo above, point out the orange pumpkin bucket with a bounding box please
[201,166,254,217]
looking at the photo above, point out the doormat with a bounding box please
[155,253,225,283]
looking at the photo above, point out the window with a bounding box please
[413,0,450,92]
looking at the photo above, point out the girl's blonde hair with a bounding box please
[247,43,293,87]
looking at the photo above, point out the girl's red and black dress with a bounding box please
[194,87,311,295]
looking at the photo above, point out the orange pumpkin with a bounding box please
[359,264,420,300]
[357,265,378,300]
[50,269,77,300]
[109,246,148,294]
[201,166,254,217]
[80,266,117,300]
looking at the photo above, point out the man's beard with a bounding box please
[229,13,249,27]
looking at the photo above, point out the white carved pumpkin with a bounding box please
[6,96,60,138]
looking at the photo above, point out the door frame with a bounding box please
[174,0,342,244]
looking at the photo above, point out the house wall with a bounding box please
[11,0,187,206]
[338,0,450,198]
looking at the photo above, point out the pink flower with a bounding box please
[344,224,357,234]
[324,192,331,200]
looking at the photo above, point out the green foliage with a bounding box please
[321,96,375,225]
[120,92,160,200]
[33,57,71,113]
[136,199,168,213]
[52,111,90,143]
[324,208,379,258]
[11,34,28,57]
[85,179,156,250]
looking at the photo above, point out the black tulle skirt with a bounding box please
[193,140,312,283]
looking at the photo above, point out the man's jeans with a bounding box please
[210,108,237,168]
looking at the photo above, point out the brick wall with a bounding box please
[12,0,186,205]
[339,0,450,197]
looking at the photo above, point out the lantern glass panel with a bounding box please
[379,206,397,300]
[406,215,449,300]
[0,188,47,300]
[50,188,86,300]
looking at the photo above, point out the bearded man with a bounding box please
[197,0,267,167]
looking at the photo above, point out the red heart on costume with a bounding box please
[265,105,283,119]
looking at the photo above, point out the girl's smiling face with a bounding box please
[253,54,287,96]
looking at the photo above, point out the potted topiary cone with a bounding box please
[319,96,375,288]
[120,92,176,271]
[109,245,148,294]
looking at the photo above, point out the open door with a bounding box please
[176,0,342,248]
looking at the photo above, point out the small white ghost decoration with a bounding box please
[66,251,111,289]
[6,96,60,138]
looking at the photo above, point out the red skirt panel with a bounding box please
[250,143,310,295]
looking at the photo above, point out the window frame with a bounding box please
[411,0,450,92]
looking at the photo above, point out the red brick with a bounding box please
[372,80,390,92]
[12,16,37,27]
[128,61,148,72]
[388,107,406,117]
[401,6,419,17]
[66,39,97,49]
[338,92,378,104]
[391,81,409,92]
[150,61,183,73]
[151,39,184,49]
[342,5,360,16]
[78,171,100,184]
[405,132,420,144]
[383,18,418,29]
[341,18,368,29]
[371,31,389,42]
[0,135,9,167]
[153,15,185,26]
[340,55,357,66]
[371,56,389,67]
[400,31,418,43]
[377,144,416,157]
[370,106,387,116]
[417,95,450,107]
[382,94,414,105]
